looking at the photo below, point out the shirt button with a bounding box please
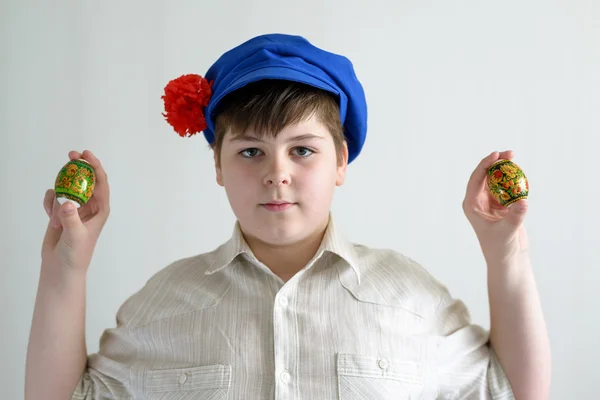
[278,296,289,307]
[178,373,188,384]
[280,371,291,383]
[378,358,389,370]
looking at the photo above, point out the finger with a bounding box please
[465,151,501,197]
[69,150,83,160]
[43,189,54,217]
[51,197,62,229]
[78,206,93,224]
[81,150,110,205]
[498,149,514,160]
[42,215,63,251]
[79,203,103,227]
[43,197,63,249]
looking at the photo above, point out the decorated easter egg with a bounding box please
[54,159,96,207]
[487,159,529,207]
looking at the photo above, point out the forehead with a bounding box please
[226,114,333,142]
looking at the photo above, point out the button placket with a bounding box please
[273,284,298,399]
[278,295,289,307]
[280,371,291,383]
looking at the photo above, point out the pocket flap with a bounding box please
[337,353,423,385]
[145,364,231,392]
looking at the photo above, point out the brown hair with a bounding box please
[211,80,346,165]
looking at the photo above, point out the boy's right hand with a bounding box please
[42,150,111,272]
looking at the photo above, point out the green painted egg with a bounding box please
[54,159,96,207]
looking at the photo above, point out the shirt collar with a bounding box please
[204,221,252,276]
[205,215,361,284]
[317,216,361,284]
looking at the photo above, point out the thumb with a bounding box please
[57,201,85,241]
[504,199,528,228]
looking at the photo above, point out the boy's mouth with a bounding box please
[261,201,296,212]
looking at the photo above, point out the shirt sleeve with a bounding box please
[70,259,192,399]
[70,318,138,399]
[432,293,515,400]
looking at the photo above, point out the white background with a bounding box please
[1,1,598,398]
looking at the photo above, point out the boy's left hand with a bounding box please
[462,150,529,262]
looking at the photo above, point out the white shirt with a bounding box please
[72,218,514,399]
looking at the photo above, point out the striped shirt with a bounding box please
[72,218,514,399]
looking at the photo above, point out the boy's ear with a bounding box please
[336,141,349,186]
[214,150,224,187]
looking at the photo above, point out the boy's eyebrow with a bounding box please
[287,134,325,142]
[229,133,325,143]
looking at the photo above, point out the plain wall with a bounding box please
[1,0,598,398]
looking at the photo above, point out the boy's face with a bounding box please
[215,114,348,246]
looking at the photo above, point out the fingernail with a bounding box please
[63,203,76,214]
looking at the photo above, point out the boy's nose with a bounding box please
[264,174,290,187]
[263,160,291,187]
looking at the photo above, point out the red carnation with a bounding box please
[161,74,213,137]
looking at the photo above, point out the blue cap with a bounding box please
[203,34,367,163]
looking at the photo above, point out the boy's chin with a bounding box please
[255,222,305,244]
[244,218,314,246]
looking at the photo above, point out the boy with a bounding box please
[26,34,550,399]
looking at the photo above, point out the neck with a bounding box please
[242,220,329,282]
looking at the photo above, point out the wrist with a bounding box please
[40,261,87,289]
[485,251,532,295]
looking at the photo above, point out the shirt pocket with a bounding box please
[337,353,425,400]
[144,364,231,400]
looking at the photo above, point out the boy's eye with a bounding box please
[292,147,314,157]
[239,147,314,158]
[240,148,262,158]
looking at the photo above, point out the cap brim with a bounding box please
[208,66,342,119]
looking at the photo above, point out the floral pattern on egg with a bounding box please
[487,160,529,207]
[54,159,96,207]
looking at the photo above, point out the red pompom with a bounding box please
[161,74,213,137]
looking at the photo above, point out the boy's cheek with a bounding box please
[220,160,254,181]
